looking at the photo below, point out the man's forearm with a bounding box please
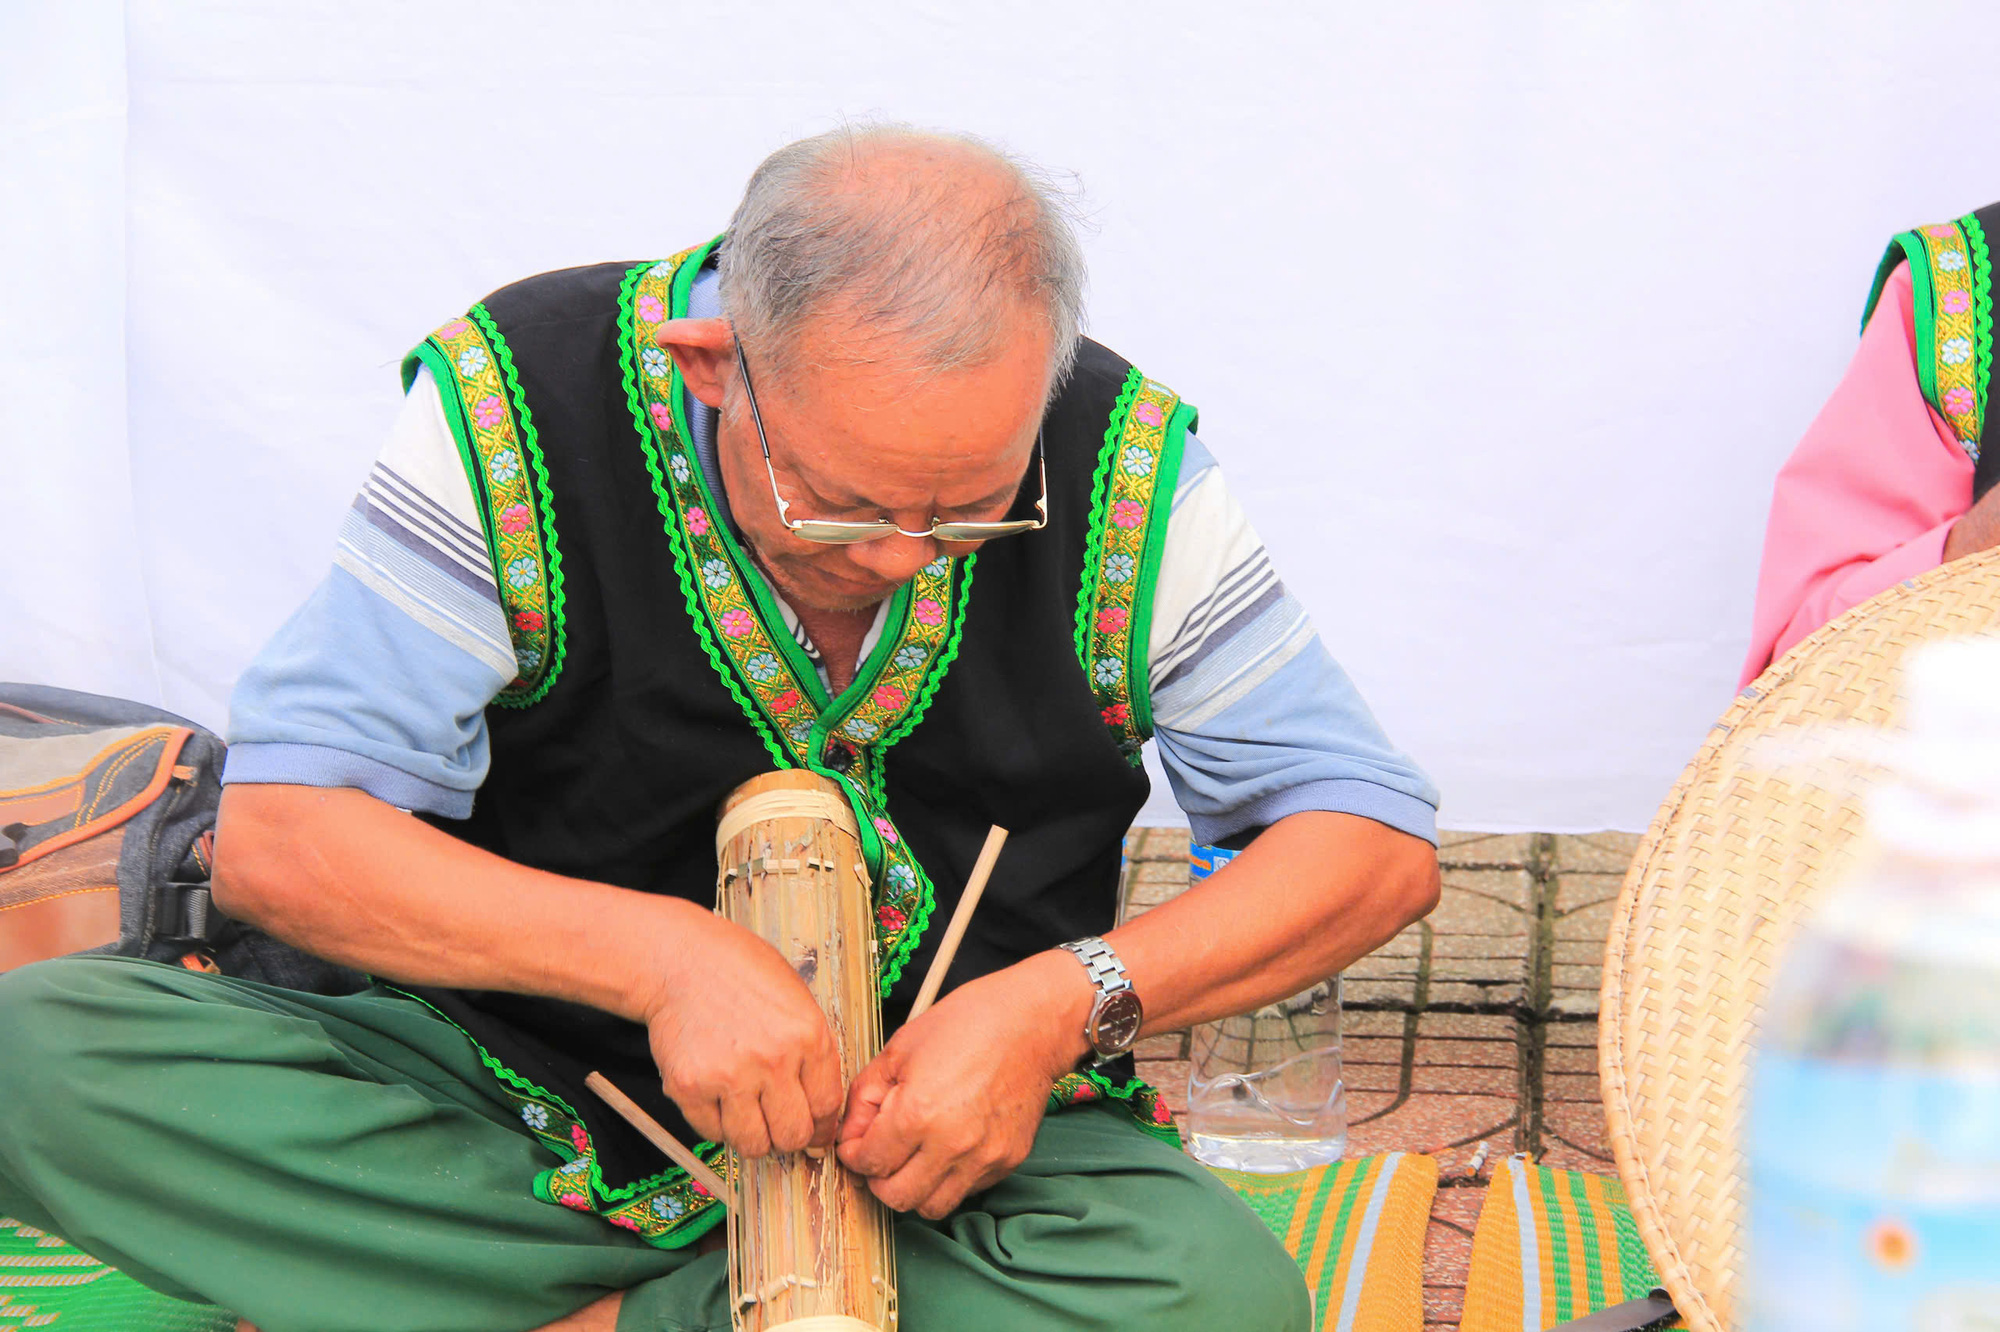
[212,784,689,1023]
[1097,810,1438,1038]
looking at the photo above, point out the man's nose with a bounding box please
[845,533,939,585]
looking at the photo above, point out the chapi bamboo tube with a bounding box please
[715,770,895,1332]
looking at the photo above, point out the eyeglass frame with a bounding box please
[732,337,1050,545]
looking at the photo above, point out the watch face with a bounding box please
[1090,989,1145,1056]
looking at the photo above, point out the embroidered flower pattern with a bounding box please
[913,598,944,627]
[1083,374,1176,762]
[1939,249,1968,273]
[702,558,732,590]
[650,401,674,431]
[874,817,899,845]
[887,863,916,893]
[923,556,950,577]
[745,652,781,682]
[1929,224,1960,240]
[642,347,671,379]
[652,1195,684,1220]
[668,452,691,483]
[559,1192,591,1211]
[1942,336,1973,366]
[843,716,881,743]
[520,1103,551,1130]
[788,720,814,747]
[1946,386,1977,416]
[877,904,907,931]
[687,506,710,537]
[1943,289,1972,315]
[720,608,753,638]
[893,644,928,671]
[872,684,907,710]
[637,294,666,323]
[428,312,562,701]
[772,689,803,714]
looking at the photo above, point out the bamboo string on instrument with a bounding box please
[906,825,1008,1021]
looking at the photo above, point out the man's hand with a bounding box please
[1945,483,2000,563]
[641,908,846,1159]
[837,951,1088,1220]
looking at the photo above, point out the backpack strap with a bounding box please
[1863,205,2000,498]
[1075,370,1196,762]
[402,306,568,706]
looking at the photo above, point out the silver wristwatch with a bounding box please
[1058,936,1144,1067]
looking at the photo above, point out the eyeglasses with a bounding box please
[733,338,1050,545]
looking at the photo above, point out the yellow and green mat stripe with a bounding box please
[1208,1151,1437,1332]
[0,1217,235,1331]
[1461,1157,1678,1332]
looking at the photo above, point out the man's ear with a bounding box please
[654,317,732,409]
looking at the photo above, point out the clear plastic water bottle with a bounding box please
[1185,839,1348,1172]
[1745,639,2000,1331]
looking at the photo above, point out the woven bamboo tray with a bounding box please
[1600,544,2000,1332]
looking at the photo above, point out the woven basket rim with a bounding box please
[1598,545,2000,1332]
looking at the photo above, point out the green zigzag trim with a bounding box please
[868,555,979,995]
[469,303,568,707]
[617,258,790,770]
[1969,212,1993,439]
[386,987,724,1243]
[1073,368,1143,665]
[1125,399,1193,741]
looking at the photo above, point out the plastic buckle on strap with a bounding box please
[156,882,213,943]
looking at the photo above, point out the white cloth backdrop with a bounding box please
[8,0,2000,831]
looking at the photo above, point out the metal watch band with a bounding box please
[1058,936,1132,996]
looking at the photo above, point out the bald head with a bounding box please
[718,125,1086,393]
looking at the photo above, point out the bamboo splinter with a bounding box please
[906,825,1008,1021]
[585,1070,730,1199]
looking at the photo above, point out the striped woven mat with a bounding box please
[0,1217,235,1331]
[1461,1157,1679,1332]
[1208,1151,1438,1332]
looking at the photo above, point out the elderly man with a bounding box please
[0,128,1438,1331]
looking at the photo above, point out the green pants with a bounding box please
[0,957,1307,1332]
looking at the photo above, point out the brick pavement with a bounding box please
[1118,827,1642,1330]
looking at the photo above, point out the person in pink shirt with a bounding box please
[1742,204,2000,686]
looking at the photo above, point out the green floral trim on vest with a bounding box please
[409,309,568,703]
[1867,215,1991,461]
[389,988,725,1248]
[1048,1070,1182,1147]
[619,242,976,994]
[1076,372,1191,761]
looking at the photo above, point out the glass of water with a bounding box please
[1186,978,1347,1173]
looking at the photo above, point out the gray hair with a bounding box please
[718,124,1087,394]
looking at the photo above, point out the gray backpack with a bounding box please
[0,683,361,991]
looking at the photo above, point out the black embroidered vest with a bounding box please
[398,240,1193,1245]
